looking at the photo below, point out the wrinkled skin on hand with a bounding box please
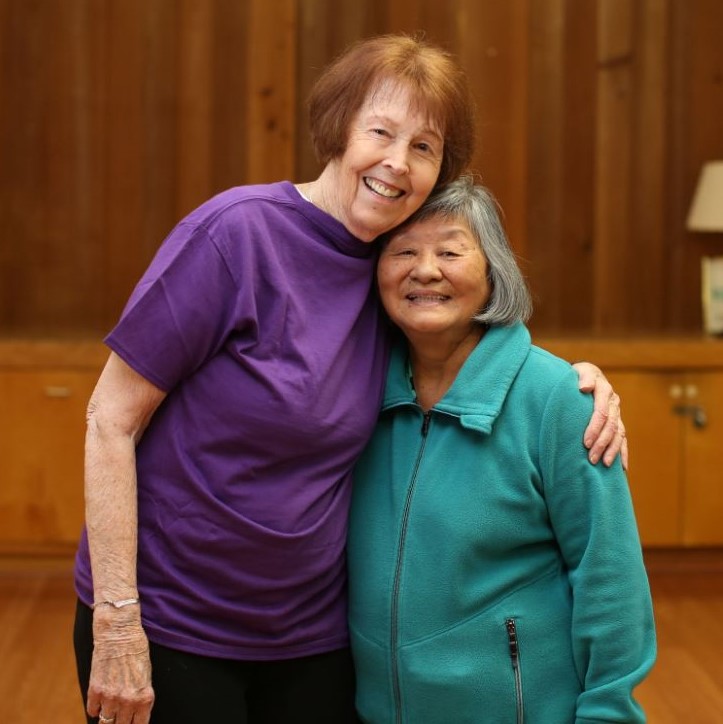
[86,607,155,724]
[572,362,628,470]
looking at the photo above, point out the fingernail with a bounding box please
[584,437,592,448]
[589,452,598,464]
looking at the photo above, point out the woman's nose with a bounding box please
[383,141,410,175]
[410,253,442,280]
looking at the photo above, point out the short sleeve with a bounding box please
[106,221,248,391]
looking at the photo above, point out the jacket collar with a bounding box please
[381,322,531,434]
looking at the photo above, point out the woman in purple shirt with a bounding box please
[73,34,627,724]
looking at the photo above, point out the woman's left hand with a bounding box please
[572,362,628,471]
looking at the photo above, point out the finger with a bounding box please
[603,421,628,470]
[582,379,614,449]
[87,690,102,719]
[583,407,608,451]
[588,393,621,464]
[587,417,617,464]
[572,361,603,393]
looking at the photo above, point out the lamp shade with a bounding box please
[687,161,723,232]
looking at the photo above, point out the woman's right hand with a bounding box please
[86,606,155,724]
[83,353,167,723]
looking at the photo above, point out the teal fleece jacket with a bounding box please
[348,323,656,724]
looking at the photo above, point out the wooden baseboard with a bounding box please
[0,553,75,576]
[643,546,723,574]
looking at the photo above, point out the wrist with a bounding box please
[92,597,140,610]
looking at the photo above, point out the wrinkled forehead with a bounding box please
[363,78,445,136]
[384,213,478,248]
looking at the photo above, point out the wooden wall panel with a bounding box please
[526,0,580,330]
[668,0,723,332]
[0,0,295,336]
[630,0,668,330]
[246,0,296,183]
[1,0,722,339]
[456,0,531,262]
[0,0,108,335]
[594,0,636,333]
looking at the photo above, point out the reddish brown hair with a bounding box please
[307,34,475,188]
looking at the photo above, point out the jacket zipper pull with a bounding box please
[505,618,520,668]
[421,411,431,436]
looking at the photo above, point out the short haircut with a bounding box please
[307,34,475,188]
[384,175,533,326]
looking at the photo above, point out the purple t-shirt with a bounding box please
[74,181,390,660]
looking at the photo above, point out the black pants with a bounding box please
[74,600,361,723]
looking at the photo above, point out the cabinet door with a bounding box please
[607,371,683,546]
[0,370,96,552]
[682,372,723,545]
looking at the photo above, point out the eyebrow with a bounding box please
[365,113,444,143]
[390,226,472,245]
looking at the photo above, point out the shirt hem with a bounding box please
[143,622,351,661]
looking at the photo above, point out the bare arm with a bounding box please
[572,362,628,471]
[84,352,167,724]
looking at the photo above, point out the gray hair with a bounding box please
[387,175,533,326]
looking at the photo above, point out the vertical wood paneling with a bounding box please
[526,0,566,329]
[211,0,250,191]
[669,0,723,332]
[1,0,722,338]
[595,0,635,332]
[557,0,597,332]
[457,0,530,261]
[0,0,108,334]
[102,0,149,320]
[631,0,669,330]
[246,0,296,183]
[176,0,213,215]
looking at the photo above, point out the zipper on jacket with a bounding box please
[390,410,431,724]
[505,618,524,724]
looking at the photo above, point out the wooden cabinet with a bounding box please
[1,337,721,553]
[0,341,106,554]
[539,338,723,547]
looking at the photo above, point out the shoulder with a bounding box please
[527,344,574,375]
[512,344,593,421]
[518,344,579,391]
[180,181,298,230]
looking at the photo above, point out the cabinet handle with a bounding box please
[44,385,72,398]
[672,404,707,429]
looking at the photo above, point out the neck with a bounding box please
[297,170,336,218]
[407,327,484,411]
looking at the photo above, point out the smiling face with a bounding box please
[316,81,444,241]
[378,216,490,347]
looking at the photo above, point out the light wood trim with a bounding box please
[1,336,722,371]
[0,340,107,369]
[535,336,723,369]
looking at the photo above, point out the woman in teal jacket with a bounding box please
[347,176,656,723]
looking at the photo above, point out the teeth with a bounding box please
[408,294,448,301]
[365,178,402,198]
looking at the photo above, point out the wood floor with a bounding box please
[1,551,722,723]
